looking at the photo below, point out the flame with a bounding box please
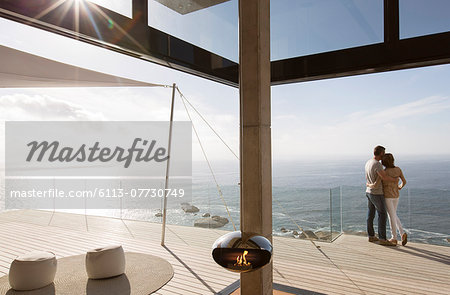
[234,250,251,267]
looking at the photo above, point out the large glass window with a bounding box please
[271,64,450,246]
[1,8,449,247]
[400,0,450,39]
[271,0,383,61]
[148,0,238,62]
[0,17,240,229]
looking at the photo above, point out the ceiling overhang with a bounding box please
[0,0,238,87]
[154,0,230,15]
[0,0,449,88]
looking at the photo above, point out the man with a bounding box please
[365,145,397,246]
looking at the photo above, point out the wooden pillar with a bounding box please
[239,0,272,294]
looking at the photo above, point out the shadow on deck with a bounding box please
[0,210,448,295]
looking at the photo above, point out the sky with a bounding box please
[0,1,450,166]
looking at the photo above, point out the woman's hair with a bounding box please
[382,153,395,168]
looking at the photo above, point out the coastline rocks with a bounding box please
[315,231,332,241]
[303,230,318,240]
[211,215,229,225]
[194,216,228,228]
[181,203,199,213]
[278,229,335,241]
[277,229,342,241]
[202,213,211,217]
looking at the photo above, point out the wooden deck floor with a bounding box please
[0,210,448,295]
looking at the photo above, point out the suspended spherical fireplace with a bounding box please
[212,231,272,273]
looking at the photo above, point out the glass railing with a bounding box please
[184,181,240,231]
[341,185,449,246]
[272,187,343,242]
[271,184,449,246]
[330,186,343,241]
[2,178,448,246]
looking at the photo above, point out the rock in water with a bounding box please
[155,212,163,217]
[181,203,199,213]
[202,213,211,217]
[211,215,229,225]
[315,231,332,241]
[194,217,224,228]
[303,230,318,240]
[293,230,299,236]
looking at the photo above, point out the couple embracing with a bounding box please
[365,145,408,246]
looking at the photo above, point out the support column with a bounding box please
[239,0,272,294]
[132,0,148,25]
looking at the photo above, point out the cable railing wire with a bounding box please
[177,86,237,231]
[176,86,364,294]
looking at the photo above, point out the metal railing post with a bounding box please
[340,185,343,234]
[408,187,411,229]
[161,83,176,246]
[330,188,332,241]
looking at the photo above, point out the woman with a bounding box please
[368,153,408,246]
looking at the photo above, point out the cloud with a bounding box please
[272,95,450,159]
[273,114,298,120]
[341,96,450,127]
[0,93,107,165]
[0,93,106,121]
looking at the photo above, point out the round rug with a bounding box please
[0,252,174,295]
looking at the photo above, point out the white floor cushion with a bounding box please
[9,251,57,291]
[85,245,125,279]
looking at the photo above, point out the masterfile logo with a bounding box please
[6,121,191,177]
[5,121,192,209]
[26,138,169,168]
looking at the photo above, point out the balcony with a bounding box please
[0,210,448,294]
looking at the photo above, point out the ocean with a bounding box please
[1,156,449,246]
[182,157,450,246]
